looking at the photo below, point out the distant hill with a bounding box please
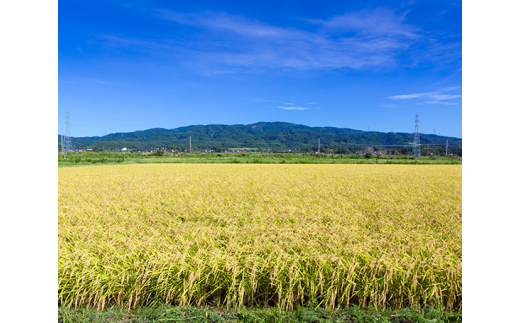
[59,122,462,152]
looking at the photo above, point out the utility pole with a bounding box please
[61,135,65,158]
[318,138,320,154]
[446,140,448,156]
[63,110,73,153]
[412,113,421,157]
[190,136,192,154]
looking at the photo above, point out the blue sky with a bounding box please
[59,0,462,138]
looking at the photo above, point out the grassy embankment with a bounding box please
[59,304,461,322]
[58,152,461,167]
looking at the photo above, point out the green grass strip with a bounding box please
[58,305,461,323]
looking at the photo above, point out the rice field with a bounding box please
[58,164,462,311]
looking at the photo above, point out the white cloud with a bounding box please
[418,101,459,105]
[429,94,461,100]
[439,86,461,92]
[389,86,461,101]
[307,8,420,38]
[151,8,453,71]
[101,8,460,73]
[390,93,426,99]
[277,106,309,110]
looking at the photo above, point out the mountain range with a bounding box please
[59,122,462,152]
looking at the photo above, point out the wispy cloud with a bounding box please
[418,101,459,105]
[277,106,310,110]
[255,99,317,108]
[100,8,460,73]
[307,8,420,38]
[389,86,461,101]
[255,99,320,109]
[135,8,457,72]
[428,94,461,100]
[390,92,461,100]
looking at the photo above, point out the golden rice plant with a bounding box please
[58,164,462,310]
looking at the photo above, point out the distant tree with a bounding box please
[364,152,373,159]
[155,150,165,156]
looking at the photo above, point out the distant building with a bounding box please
[121,147,128,152]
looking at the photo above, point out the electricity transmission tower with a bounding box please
[62,110,73,153]
[412,113,421,157]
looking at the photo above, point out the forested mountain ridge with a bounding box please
[59,122,462,152]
